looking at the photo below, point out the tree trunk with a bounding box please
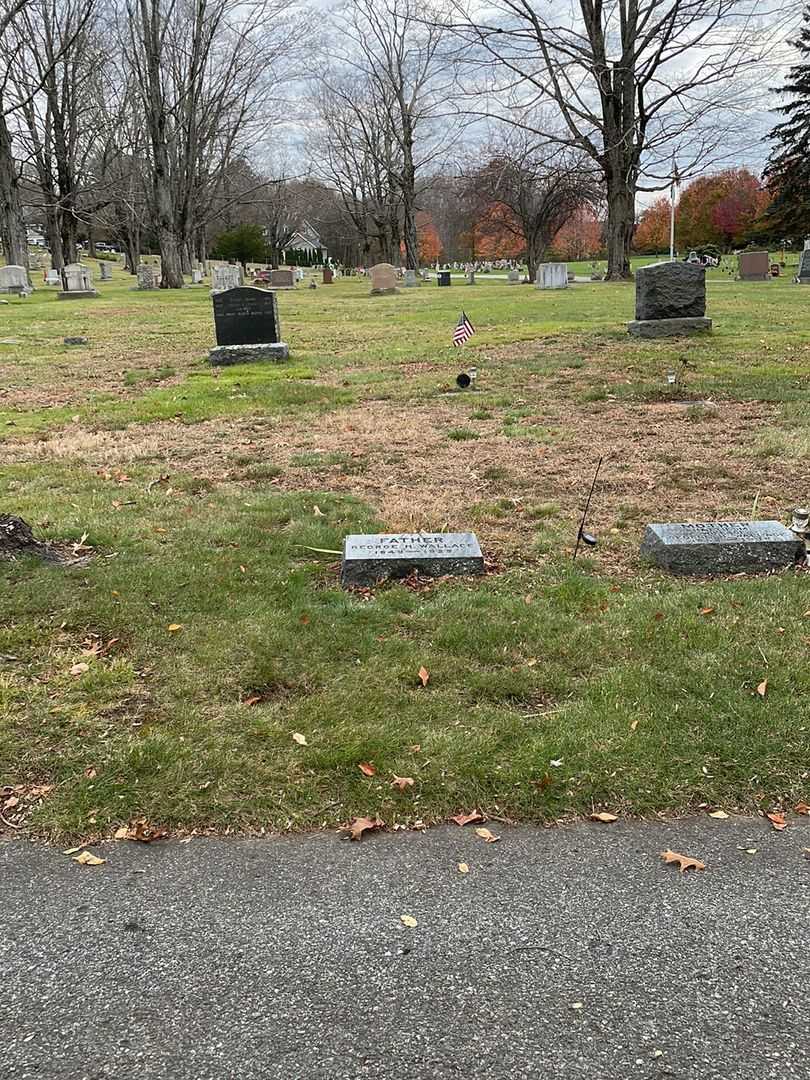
[604,170,636,281]
[0,111,30,273]
[61,213,79,265]
[87,227,96,259]
[45,205,64,270]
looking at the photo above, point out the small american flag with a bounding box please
[452,311,475,347]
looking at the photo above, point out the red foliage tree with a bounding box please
[676,169,769,250]
[550,207,603,259]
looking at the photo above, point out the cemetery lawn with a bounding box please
[3,262,810,839]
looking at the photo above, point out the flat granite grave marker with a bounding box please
[640,520,803,575]
[209,286,289,365]
[341,532,484,586]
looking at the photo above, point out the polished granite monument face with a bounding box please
[341,532,484,586]
[640,521,803,575]
[209,286,289,365]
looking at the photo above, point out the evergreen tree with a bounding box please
[762,9,810,242]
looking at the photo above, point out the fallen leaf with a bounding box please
[756,679,768,698]
[746,848,757,854]
[84,767,97,780]
[70,662,89,676]
[699,607,715,616]
[795,802,810,815]
[549,758,563,768]
[629,719,639,732]
[358,762,377,777]
[167,623,183,633]
[417,666,430,687]
[73,851,105,866]
[766,811,787,831]
[409,744,421,753]
[113,826,129,840]
[3,795,20,810]
[131,819,169,843]
[313,505,325,517]
[590,812,618,823]
[475,827,500,843]
[660,849,706,872]
[391,775,414,791]
[62,846,82,855]
[571,1002,584,1011]
[709,810,729,819]
[292,732,308,746]
[400,914,418,928]
[451,810,483,827]
[457,862,469,874]
[348,816,383,841]
[242,694,262,707]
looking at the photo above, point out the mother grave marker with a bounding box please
[640,520,802,575]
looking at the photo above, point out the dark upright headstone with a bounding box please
[209,286,289,365]
[738,251,770,281]
[341,532,484,586]
[437,271,451,287]
[640,521,802,575]
[628,261,711,338]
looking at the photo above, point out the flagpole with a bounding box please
[669,159,679,262]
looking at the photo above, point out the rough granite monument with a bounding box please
[640,521,802,575]
[209,286,289,365]
[341,532,484,586]
[628,261,711,338]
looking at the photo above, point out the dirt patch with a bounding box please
[0,396,789,569]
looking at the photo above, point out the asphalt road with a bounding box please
[3,817,810,1080]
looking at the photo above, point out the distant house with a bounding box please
[282,221,326,262]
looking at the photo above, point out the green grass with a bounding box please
[2,261,810,838]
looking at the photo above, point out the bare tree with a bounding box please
[123,0,303,287]
[329,0,457,269]
[468,129,598,278]
[449,0,793,279]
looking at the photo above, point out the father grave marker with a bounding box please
[341,532,484,586]
[640,520,802,575]
[628,261,711,338]
[209,286,289,366]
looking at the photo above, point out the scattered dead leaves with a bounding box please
[347,816,383,841]
[766,811,787,831]
[358,762,377,777]
[475,827,500,843]
[795,802,810,816]
[391,775,415,791]
[451,811,483,827]
[660,849,706,873]
[114,819,169,843]
[73,850,106,866]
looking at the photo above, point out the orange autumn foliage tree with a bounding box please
[417,212,442,263]
[473,202,525,260]
[633,197,671,253]
[549,207,603,259]
[676,170,769,251]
